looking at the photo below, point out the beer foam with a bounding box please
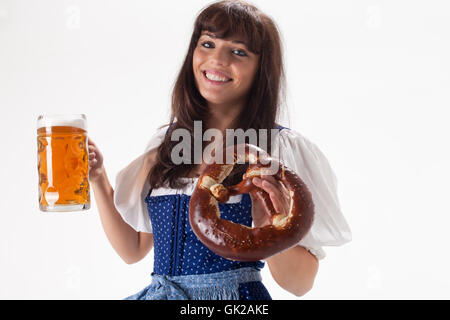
[37,114,87,130]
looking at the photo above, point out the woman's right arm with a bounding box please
[88,139,153,264]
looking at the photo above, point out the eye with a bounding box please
[232,49,248,57]
[201,41,214,49]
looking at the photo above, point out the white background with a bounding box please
[1,0,449,299]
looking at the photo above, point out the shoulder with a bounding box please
[155,123,171,137]
[144,124,171,152]
[276,126,322,157]
[276,124,309,142]
[274,126,335,177]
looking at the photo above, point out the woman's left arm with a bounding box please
[251,176,319,297]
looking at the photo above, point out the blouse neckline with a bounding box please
[150,176,245,203]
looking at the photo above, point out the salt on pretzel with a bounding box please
[189,143,315,261]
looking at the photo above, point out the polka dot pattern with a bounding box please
[144,191,271,300]
[239,281,272,300]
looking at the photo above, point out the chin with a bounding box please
[200,92,229,106]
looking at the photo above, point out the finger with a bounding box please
[260,175,282,188]
[269,193,288,214]
[87,138,97,147]
[261,179,280,196]
[249,192,262,209]
[253,179,288,216]
[279,182,290,199]
[253,178,283,208]
[269,193,281,212]
[252,177,262,186]
[253,177,278,196]
[254,177,290,215]
[261,175,289,197]
[89,152,96,159]
[252,178,271,195]
[88,145,96,154]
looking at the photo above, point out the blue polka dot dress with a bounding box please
[145,188,271,300]
[115,123,353,299]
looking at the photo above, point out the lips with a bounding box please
[202,70,233,83]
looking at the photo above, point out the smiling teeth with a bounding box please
[205,72,230,82]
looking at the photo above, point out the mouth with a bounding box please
[202,70,233,85]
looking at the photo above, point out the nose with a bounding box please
[210,47,230,67]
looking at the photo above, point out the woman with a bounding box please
[88,0,351,299]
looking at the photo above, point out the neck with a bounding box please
[205,101,244,132]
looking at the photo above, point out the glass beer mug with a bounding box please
[37,114,90,212]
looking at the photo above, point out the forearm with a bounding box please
[90,167,142,263]
[266,245,319,297]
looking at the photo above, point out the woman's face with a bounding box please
[193,31,260,108]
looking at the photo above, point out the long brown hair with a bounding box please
[149,0,286,189]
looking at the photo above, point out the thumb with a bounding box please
[87,138,96,147]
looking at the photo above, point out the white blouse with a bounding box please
[114,124,352,260]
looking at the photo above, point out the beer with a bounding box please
[37,114,90,212]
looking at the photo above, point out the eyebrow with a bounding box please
[201,32,248,46]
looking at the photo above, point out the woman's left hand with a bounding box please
[250,175,291,228]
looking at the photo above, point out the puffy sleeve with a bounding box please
[113,125,169,233]
[272,128,352,260]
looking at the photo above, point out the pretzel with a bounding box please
[189,143,315,261]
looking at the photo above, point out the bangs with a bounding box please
[194,1,264,54]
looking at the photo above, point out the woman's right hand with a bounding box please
[88,138,105,183]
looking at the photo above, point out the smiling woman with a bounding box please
[193,31,260,112]
[88,0,351,301]
[149,0,285,189]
